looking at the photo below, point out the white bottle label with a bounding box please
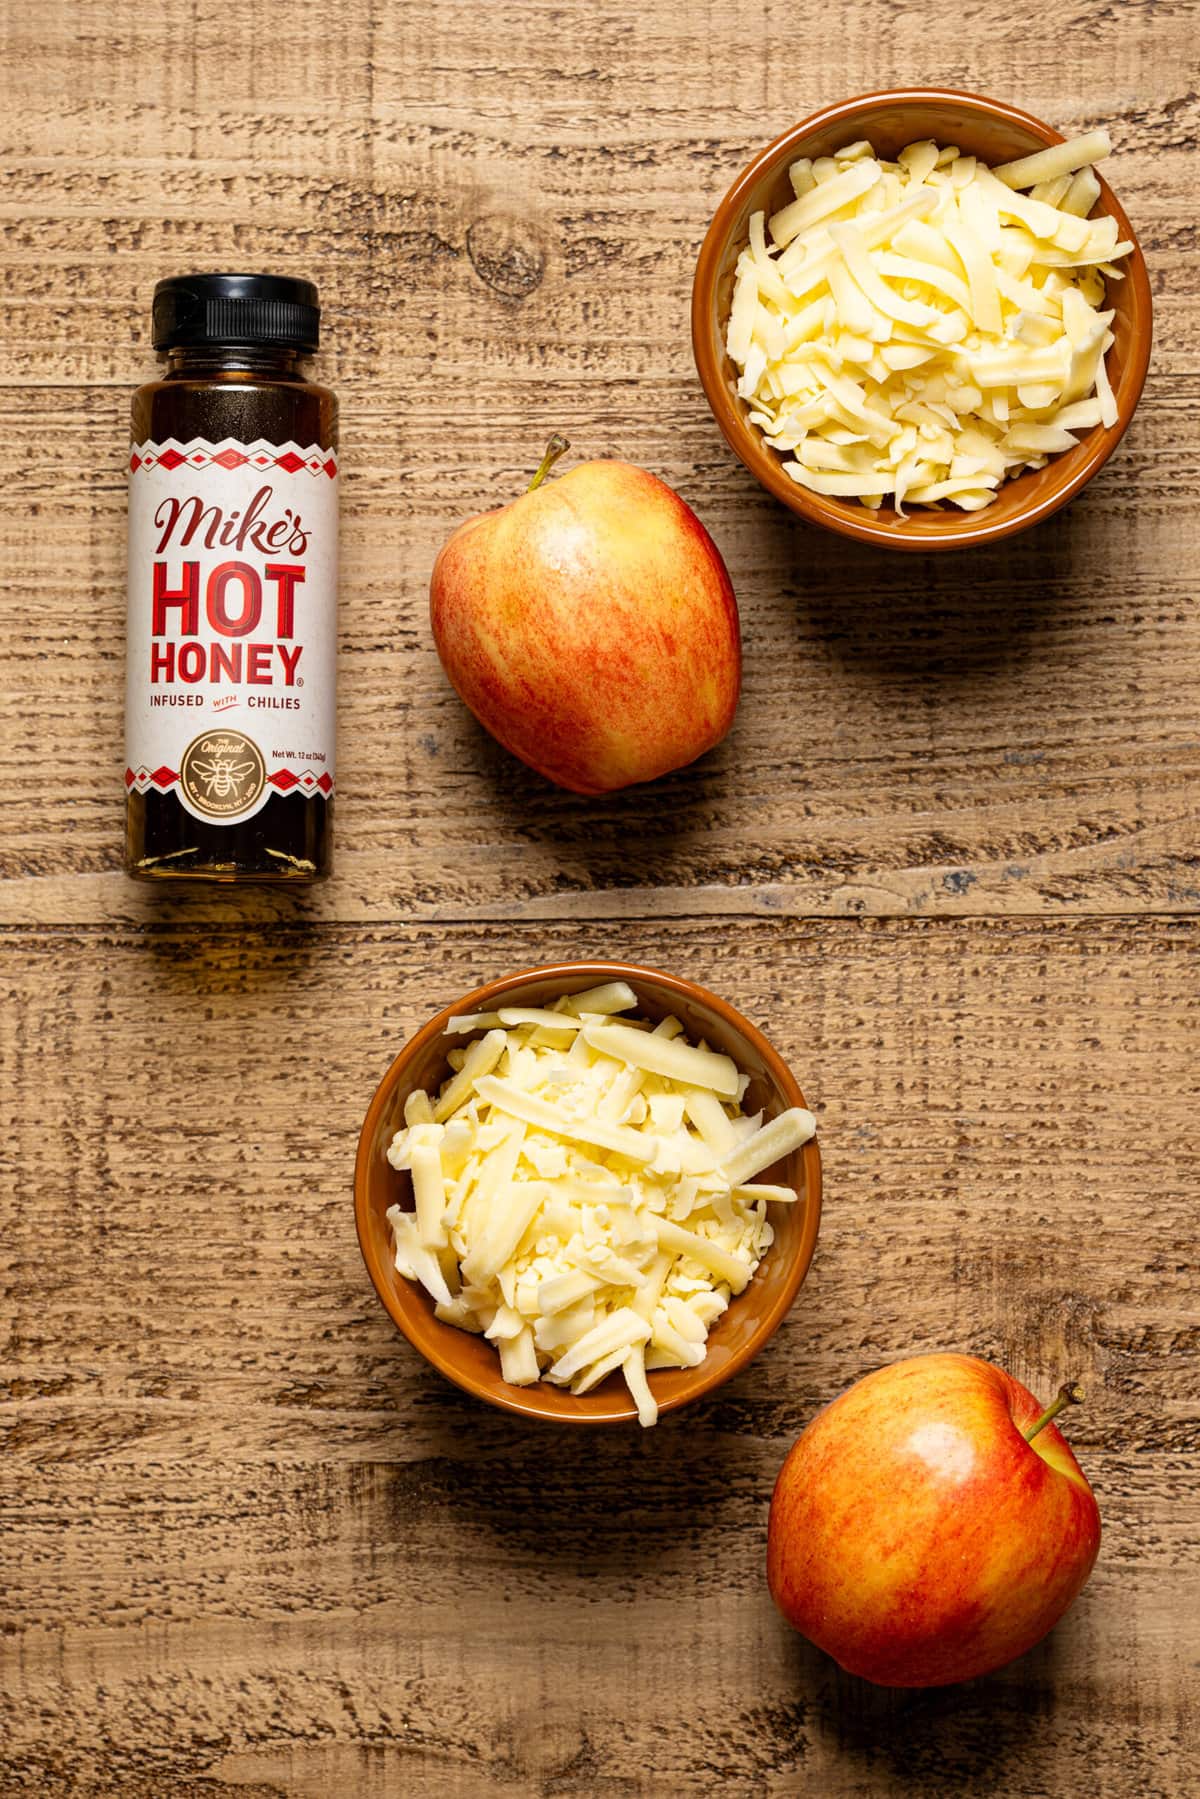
[125,437,338,824]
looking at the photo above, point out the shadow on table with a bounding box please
[753,476,1107,693]
[438,700,742,910]
[380,1365,784,1579]
[779,1623,1067,1795]
[136,902,326,988]
[457,700,732,831]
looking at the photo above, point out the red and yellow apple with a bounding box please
[429,437,741,794]
[767,1353,1101,1687]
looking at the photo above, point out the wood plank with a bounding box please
[1,915,1196,1793]
[2,390,1198,925]
[0,4,1196,926]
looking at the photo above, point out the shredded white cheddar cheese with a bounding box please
[386,992,816,1426]
[724,127,1130,512]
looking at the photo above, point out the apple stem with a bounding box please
[527,434,570,492]
[1022,1380,1085,1443]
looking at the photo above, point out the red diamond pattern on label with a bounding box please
[126,763,331,798]
[129,441,338,478]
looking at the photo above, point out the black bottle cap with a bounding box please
[152,273,320,354]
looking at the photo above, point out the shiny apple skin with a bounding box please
[767,1353,1101,1688]
[429,459,741,794]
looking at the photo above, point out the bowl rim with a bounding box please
[354,958,823,1424]
[691,85,1154,551]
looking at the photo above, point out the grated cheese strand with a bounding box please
[581,1020,741,1097]
[991,128,1112,192]
[721,1108,818,1188]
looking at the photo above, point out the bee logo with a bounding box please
[180,730,266,819]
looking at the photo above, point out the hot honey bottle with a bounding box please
[125,273,338,881]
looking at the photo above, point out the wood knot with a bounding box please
[496,1705,592,1780]
[466,214,545,299]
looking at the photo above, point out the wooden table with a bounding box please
[2,3,1196,1793]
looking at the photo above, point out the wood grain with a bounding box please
[0,921,1194,1791]
[1,0,1197,1793]
[0,2,1198,928]
[2,917,1198,1795]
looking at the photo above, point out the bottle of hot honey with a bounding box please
[125,273,338,881]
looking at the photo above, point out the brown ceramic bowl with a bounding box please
[355,961,822,1424]
[692,88,1153,550]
